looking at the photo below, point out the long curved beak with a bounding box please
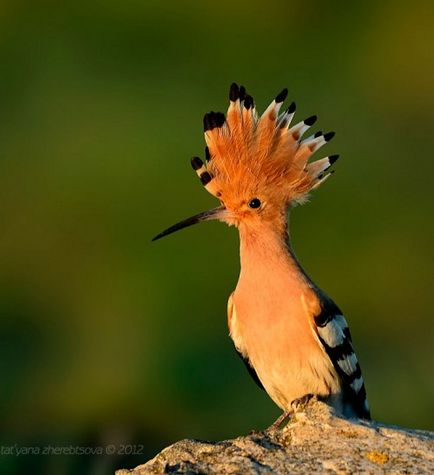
[152,206,226,242]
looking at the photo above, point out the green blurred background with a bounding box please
[0,0,433,473]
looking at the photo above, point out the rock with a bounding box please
[116,399,434,474]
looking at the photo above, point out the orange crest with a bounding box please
[191,83,338,209]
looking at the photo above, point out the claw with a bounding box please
[290,393,314,413]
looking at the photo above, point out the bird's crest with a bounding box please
[191,83,338,206]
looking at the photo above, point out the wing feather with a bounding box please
[314,293,371,419]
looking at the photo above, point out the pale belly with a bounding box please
[230,285,341,411]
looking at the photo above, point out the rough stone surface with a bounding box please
[116,400,434,474]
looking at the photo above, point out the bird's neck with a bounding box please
[237,215,310,288]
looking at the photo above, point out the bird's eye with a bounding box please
[248,198,261,209]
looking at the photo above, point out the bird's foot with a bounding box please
[290,393,314,413]
[266,411,291,431]
[266,394,316,431]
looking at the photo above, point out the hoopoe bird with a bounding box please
[153,84,370,424]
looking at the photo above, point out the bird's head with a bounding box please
[153,83,338,241]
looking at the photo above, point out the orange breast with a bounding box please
[230,261,338,409]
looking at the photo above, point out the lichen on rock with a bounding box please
[116,400,434,474]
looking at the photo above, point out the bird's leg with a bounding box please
[290,393,314,413]
[267,394,316,431]
[266,410,291,431]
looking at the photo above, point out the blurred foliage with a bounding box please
[0,0,433,473]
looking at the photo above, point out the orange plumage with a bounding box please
[194,84,338,219]
[155,83,370,424]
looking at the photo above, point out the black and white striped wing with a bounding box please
[314,295,371,419]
